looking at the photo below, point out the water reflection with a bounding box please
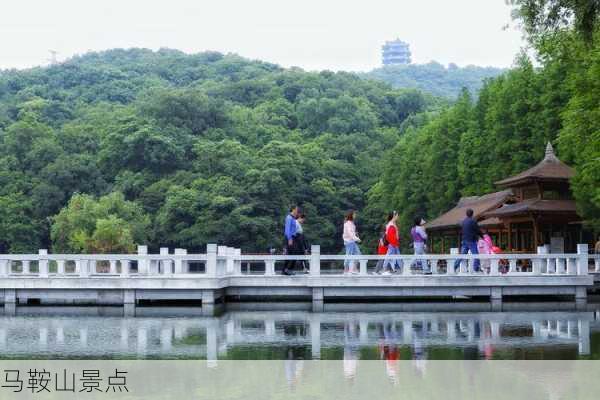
[0,303,598,363]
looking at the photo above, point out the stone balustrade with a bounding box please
[0,244,595,308]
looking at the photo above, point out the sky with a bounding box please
[0,0,526,72]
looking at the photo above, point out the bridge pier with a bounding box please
[201,290,215,304]
[578,320,590,355]
[206,321,218,367]
[576,286,587,310]
[4,289,16,305]
[136,327,147,355]
[310,315,321,359]
[312,288,324,312]
[490,287,502,311]
[120,326,129,350]
[124,289,136,305]
[124,303,136,317]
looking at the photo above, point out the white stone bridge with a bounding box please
[1,244,598,310]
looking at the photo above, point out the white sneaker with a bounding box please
[351,270,359,275]
[382,271,392,276]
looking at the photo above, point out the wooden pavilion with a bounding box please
[426,143,592,253]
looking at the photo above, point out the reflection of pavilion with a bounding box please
[0,306,594,363]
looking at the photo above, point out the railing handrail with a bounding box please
[0,253,587,260]
[0,254,209,261]
[0,243,594,277]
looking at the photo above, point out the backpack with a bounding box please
[380,231,389,247]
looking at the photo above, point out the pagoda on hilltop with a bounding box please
[382,39,411,66]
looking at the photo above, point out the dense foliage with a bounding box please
[369,3,600,249]
[0,49,441,253]
[364,62,505,98]
[509,0,600,44]
[1,1,598,255]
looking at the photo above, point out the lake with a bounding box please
[1,302,599,360]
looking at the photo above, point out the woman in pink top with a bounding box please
[477,230,494,273]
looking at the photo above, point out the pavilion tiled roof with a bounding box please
[483,198,578,218]
[425,189,514,231]
[495,142,574,187]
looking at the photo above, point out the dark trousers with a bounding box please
[294,233,309,270]
[284,237,296,271]
[453,240,480,272]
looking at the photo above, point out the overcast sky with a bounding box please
[1,0,525,71]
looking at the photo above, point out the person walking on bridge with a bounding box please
[411,217,429,274]
[343,210,361,274]
[294,213,309,273]
[453,208,482,272]
[382,211,401,275]
[283,205,299,275]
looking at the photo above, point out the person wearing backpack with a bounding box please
[382,211,401,275]
[411,217,429,274]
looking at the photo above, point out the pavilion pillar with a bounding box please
[532,216,539,249]
[508,222,512,251]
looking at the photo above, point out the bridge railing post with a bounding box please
[206,244,217,277]
[595,255,600,273]
[538,245,548,274]
[160,247,172,275]
[174,248,186,274]
[0,258,8,277]
[22,259,31,275]
[233,248,242,275]
[226,247,235,275]
[508,259,517,274]
[359,258,368,276]
[310,245,321,276]
[533,246,544,275]
[120,259,130,277]
[217,246,230,277]
[265,259,275,276]
[566,256,576,275]
[448,248,458,275]
[38,250,49,278]
[577,244,589,276]
[430,259,438,275]
[89,259,97,275]
[137,245,148,275]
[78,259,89,278]
[109,259,117,275]
[490,257,500,276]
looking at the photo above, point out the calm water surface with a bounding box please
[1,303,599,360]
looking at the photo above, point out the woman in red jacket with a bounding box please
[382,211,401,275]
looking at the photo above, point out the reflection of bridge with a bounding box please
[0,307,594,362]
[0,245,597,310]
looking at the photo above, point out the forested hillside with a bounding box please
[0,2,597,255]
[368,0,600,249]
[0,49,442,253]
[364,62,505,98]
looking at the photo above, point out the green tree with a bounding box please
[0,192,41,253]
[50,192,150,253]
[509,0,600,44]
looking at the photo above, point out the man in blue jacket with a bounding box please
[453,209,483,272]
[283,205,299,275]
